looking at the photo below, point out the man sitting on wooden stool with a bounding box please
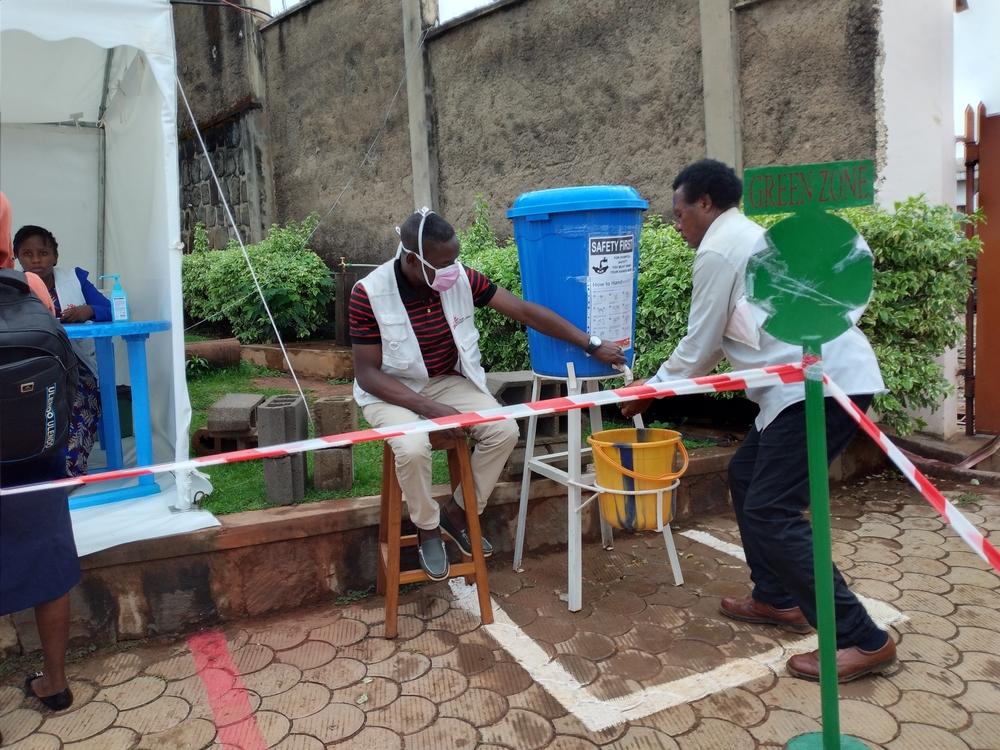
[351,208,625,581]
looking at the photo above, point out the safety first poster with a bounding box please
[586,234,634,348]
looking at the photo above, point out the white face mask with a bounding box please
[396,207,461,292]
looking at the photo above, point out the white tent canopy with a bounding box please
[1,0,218,554]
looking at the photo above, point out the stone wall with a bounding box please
[173,2,272,249]
[737,0,879,168]
[179,113,270,250]
[260,0,413,265]
[429,0,705,231]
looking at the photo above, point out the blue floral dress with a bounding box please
[50,289,102,477]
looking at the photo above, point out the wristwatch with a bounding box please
[584,335,602,355]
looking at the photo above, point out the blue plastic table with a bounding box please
[63,320,171,510]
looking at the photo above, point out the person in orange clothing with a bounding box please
[0,193,54,314]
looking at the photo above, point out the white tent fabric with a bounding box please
[1,0,219,555]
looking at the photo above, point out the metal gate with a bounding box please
[971,104,1000,434]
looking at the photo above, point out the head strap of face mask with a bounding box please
[396,206,437,287]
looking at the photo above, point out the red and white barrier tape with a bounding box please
[824,377,1000,573]
[3,360,997,576]
[0,363,804,496]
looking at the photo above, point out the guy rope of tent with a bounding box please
[178,80,314,423]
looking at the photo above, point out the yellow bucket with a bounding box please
[587,428,689,532]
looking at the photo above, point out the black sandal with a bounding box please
[25,671,74,711]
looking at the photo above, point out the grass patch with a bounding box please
[189,363,448,515]
[184,332,212,343]
[953,491,981,507]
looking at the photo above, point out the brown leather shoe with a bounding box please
[719,596,812,634]
[786,637,896,683]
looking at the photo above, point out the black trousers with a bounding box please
[728,394,882,649]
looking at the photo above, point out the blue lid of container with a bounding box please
[506,185,649,218]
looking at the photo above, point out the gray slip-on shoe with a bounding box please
[439,513,493,558]
[418,536,450,581]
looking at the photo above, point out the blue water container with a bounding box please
[507,186,648,378]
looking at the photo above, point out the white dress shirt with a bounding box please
[646,207,885,431]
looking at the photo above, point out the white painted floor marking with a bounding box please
[680,529,747,561]
[680,529,907,628]
[451,529,907,732]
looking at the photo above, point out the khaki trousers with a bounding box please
[362,376,520,531]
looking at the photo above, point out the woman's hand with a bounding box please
[60,304,94,323]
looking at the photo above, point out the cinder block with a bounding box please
[258,395,308,445]
[485,372,570,440]
[535,414,568,438]
[314,447,354,490]
[264,455,305,504]
[315,395,358,436]
[207,393,265,432]
[258,395,307,503]
[486,371,534,404]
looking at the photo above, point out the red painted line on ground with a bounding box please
[188,630,267,750]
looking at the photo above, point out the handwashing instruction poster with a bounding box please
[586,234,634,348]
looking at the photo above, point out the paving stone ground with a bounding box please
[2,476,998,749]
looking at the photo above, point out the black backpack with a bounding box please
[0,269,78,466]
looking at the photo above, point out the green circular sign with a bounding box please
[746,209,873,346]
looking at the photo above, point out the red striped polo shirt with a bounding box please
[349,260,497,377]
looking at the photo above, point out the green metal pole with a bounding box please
[788,346,870,749]
[803,344,841,750]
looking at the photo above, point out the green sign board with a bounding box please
[743,159,875,216]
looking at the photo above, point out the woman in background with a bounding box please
[14,225,111,476]
[0,196,52,313]
[0,196,79,716]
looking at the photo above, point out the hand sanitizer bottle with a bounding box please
[100,274,130,322]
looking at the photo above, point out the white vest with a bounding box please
[353,259,489,407]
[53,266,98,377]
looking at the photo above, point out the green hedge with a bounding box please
[182,216,334,344]
[460,197,980,435]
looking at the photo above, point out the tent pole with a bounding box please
[97,49,114,280]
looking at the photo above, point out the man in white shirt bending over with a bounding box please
[623,159,896,682]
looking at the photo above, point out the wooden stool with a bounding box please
[377,434,494,639]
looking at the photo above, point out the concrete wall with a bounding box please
[174,0,893,256]
[738,0,879,168]
[429,0,705,229]
[877,0,955,207]
[878,0,958,438]
[260,0,413,265]
[173,4,260,125]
